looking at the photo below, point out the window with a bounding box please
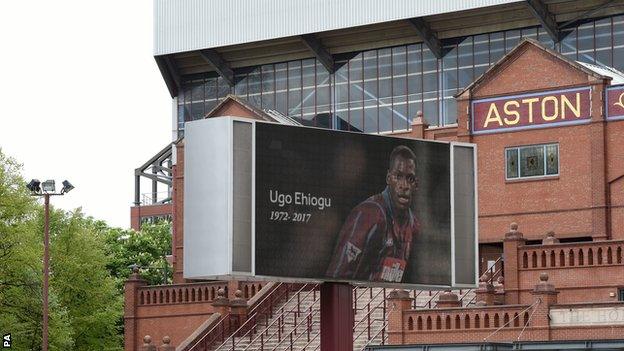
[619,288,624,301]
[506,144,559,180]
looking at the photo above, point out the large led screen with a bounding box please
[254,123,457,286]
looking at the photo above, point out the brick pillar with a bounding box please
[229,289,248,332]
[589,81,608,240]
[124,265,147,351]
[159,336,174,351]
[530,273,558,341]
[227,280,241,299]
[211,288,229,316]
[140,335,156,351]
[456,94,472,143]
[387,289,413,344]
[475,275,495,306]
[172,142,185,284]
[436,291,461,308]
[503,222,525,304]
[410,111,428,139]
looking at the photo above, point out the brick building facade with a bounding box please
[124,39,624,349]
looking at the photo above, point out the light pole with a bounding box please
[26,179,74,351]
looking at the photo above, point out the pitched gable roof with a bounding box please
[456,38,610,98]
[204,94,301,125]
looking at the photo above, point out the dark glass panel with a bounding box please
[560,29,577,60]
[302,59,315,88]
[490,32,504,63]
[422,48,438,125]
[261,65,275,110]
[506,149,519,179]
[191,82,204,102]
[392,46,407,124]
[546,144,559,175]
[247,67,262,107]
[234,74,248,98]
[334,60,349,127]
[316,62,331,117]
[349,108,364,132]
[364,105,378,133]
[217,77,231,100]
[392,103,408,131]
[520,145,545,177]
[474,34,489,77]
[595,18,612,67]
[614,16,624,72]
[505,30,520,52]
[379,48,392,77]
[275,63,288,115]
[443,98,457,125]
[288,61,302,118]
[577,22,595,63]
[349,54,363,110]
[379,105,392,133]
[407,44,423,119]
[191,102,204,120]
[520,27,538,40]
[537,27,555,49]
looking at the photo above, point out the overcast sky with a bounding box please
[0,1,172,228]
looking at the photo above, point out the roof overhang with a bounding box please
[154,0,624,97]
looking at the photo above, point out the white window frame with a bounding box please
[505,143,559,180]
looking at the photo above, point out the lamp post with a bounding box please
[26,179,74,351]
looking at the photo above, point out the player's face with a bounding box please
[387,156,417,211]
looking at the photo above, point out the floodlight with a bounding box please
[61,180,74,194]
[41,180,55,193]
[27,179,41,193]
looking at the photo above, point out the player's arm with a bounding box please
[326,203,383,279]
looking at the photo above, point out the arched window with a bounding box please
[436,316,442,329]
[426,316,432,330]
[559,250,565,267]
[465,315,471,329]
[597,248,603,265]
[211,287,216,300]
[166,290,170,303]
[455,315,460,329]
[140,291,145,305]
[541,251,547,267]
[579,249,584,265]
[504,313,510,327]
[159,291,164,304]
[522,252,528,268]
[513,313,519,327]
[474,314,480,328]
[569,249,575,266]
[252,284,256,296]
[484,314,490,328]
[494,314,500,328]
[532,252,538,267]
[417,316,423,330]
[607,247,613,264]
[617,247,622,264]
[550,251,555,267]
[588,248,594,265]
[523,312,530,326]
[408,317,414,330]
[445,315,451,329]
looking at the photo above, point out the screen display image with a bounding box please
[255,123,453,286]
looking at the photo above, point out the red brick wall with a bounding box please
[130,204,173,231]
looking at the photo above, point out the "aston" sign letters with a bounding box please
[471,87,591,134]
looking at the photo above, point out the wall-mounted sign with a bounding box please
[550,306,624,327]
[472,87,591,135]
[606,85,624,121]
[183,118,478,289]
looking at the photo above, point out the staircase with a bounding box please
[194,285,477,351]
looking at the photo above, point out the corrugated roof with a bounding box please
[576,61,624,85]
[153,0,522,55]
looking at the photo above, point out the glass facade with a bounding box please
[178,15,624,134]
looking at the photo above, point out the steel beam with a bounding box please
[199,49,235,87]
[300,34,335,73]
[155,55,180,98]
[525,0,560,42]
[407,17,443,59]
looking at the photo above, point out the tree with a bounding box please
[103,221,172,290]
[0,149,74,350]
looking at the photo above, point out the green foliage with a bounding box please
[103,221,172,289]
[0,149,174,350]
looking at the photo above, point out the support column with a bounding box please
[502,222,525,304]
[320,282,353,351]
[124,266,147,351]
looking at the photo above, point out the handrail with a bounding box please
[246,282,285,317]
[353,289,386,330]
[359,321,389,351]
[214,282,297,350]
[268,302,321,351]
[300,330,320,351]
[183,313,230,351]
[239,284,319,350]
